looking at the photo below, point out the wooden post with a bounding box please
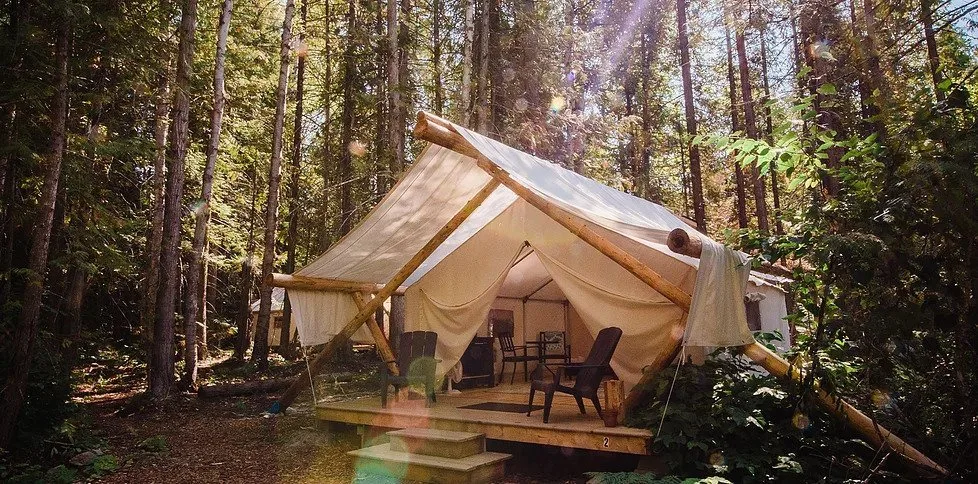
[414,112,947,476]
[267,273,401,294]
[352,292,398,375]
[274,178,500,412]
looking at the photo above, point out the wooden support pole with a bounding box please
[741,343,946,475]
[274,178,500,412]
[415,112,947,476]
[352,292,398,375]
[266,273,404,294]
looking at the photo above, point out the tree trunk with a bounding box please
[386,0,399,189]
[920,0,944,102]
[140,70,171,349]
[460,0,474,126]
[252,0,296,371]
[280,0,306,361]
[0,1,30,308]
[676,0,706,233]
[735,28,770,233]
[149,0,199,400]
[182,0,232,388]
[389,294,405,357]
[338,0,357,235]
[0,15,70,448]
[234,168,258,360]
[197,245,209,360]
[62,264,87,342]
[759,28,783,235]
[724,8,749,229]
[799,0,843,197]
[431,0,443,115]
[476,0,491,134]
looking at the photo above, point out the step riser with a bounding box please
[389,434,485,459]
[355,455,505,484]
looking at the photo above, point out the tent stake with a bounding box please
[415,111,947,476]
[273,178,500,412]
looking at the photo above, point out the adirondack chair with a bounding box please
[527,327,622,423]
[380,331,439,408]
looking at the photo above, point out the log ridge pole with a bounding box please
[352,292,399,375]
[415,111,946,476]
[266,273,392,293]
[274,178,501,411]
[415,111,690,419]
[666,228,946,475]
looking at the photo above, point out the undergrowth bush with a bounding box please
[624,337,905,483]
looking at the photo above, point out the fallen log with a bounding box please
[198,378,294,398]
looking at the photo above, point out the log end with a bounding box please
[667,228,702,258]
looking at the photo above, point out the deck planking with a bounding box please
[315,382,654,455]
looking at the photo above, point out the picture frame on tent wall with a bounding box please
[488,309,514,337]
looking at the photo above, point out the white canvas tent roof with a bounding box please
[287,119,785,390]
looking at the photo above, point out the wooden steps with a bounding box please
[349,428,510,483]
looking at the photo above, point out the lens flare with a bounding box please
[348,140,367,157]
[550,96,566,113]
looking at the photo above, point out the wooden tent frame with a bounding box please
[269,111,945,475]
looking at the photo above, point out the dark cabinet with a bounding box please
[457,336,495,389]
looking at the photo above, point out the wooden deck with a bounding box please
[315,383,653,455]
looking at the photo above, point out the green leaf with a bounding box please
[817,83,837,95]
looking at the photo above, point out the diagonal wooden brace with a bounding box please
[274,177,500,412]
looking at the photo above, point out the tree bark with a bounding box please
[234,167,258,360]
[140,69,171,349]
[386,0,399,190]
[799,0,843,197]
[724,7,749,229]
[676,0,706,233]
[280,0,306,361]
[431,0,443,115]
[149,0,199,400]
[759,28,783,235]
[920,0,944,102]
[476,0,492,134]
[0,14,70,448]
[182,0,232,388]
[252,0,296,371]
[460,0,474,126]
[338,0,357,235]
[735,27,770,233]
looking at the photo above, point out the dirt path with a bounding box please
[87,393,361,484]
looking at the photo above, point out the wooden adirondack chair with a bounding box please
[380,331,439,408]
[527,327,622,423]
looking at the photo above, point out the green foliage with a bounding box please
[138,435,168,453]
[90,454,119,475]
[625,345,883,483]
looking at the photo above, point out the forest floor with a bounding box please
[7,346,593,483]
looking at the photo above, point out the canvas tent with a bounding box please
[285,120,791,393]
[269,113,944,474]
